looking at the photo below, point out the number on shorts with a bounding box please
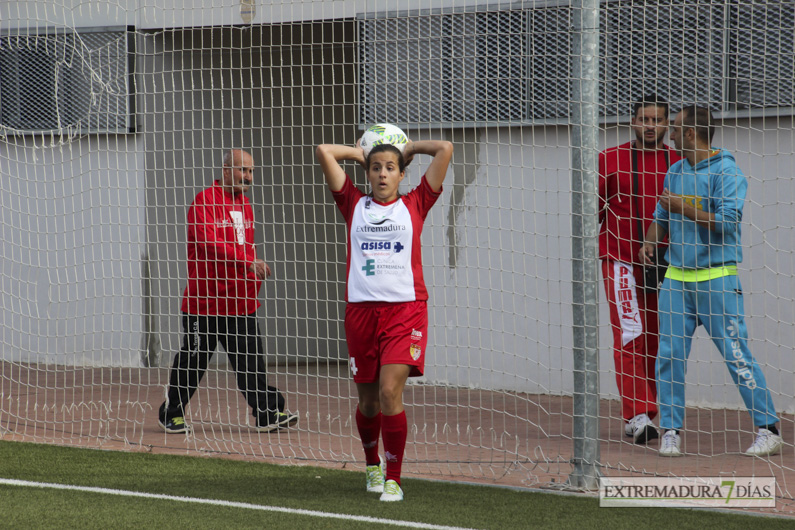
[350,357,358,376]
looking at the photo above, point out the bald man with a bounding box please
[159,149,298,434]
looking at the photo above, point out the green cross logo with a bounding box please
[362,259,376,276]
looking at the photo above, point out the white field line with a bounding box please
[0,478,477,530]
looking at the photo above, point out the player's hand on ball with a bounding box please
[354,138,367,169]
[403,140,415,167]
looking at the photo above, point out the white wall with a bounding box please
[1,0,481,30]
[0,138,148,366]
[417,122,795,415]
[1,1,793,413]
[3,121,792,413]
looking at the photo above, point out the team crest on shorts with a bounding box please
[410,330,423,360]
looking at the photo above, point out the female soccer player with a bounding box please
[316,137,453,502]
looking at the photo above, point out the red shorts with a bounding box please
[344,301,428,383]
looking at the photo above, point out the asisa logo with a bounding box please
[360,241,405,253]
[361,241,392,250]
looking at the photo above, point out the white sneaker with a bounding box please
[744,428,783,457]
[659,430,682,457]
[365,456,386,493]
[625,414,659,445]
[623,414,651,436]
[379,479,404,502]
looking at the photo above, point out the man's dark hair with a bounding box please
[680,105,715,144]
[632,94,669,118]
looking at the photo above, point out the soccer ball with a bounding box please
[359,123,409,157]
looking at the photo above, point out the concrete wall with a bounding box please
[1,2,793,413]
[0,138,148,365]
[420,122,795,415]
[1,0,473,30]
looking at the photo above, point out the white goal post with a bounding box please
[1,0,794,506]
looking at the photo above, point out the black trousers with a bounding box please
[160,313,284,423]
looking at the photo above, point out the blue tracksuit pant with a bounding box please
[656,274,778,430]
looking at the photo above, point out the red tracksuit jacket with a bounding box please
[181,181,261,316]
[598,141,680,264]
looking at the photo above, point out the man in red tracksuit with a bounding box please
[599,95,680,444]
[158,149,298,434]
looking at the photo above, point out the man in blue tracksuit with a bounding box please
[639,105,782,458]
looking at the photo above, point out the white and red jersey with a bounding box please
[333,175,441,303]
[181,181,261,316]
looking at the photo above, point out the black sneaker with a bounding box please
[255,411,299,433]
[159,416,191,434]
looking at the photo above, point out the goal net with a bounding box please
[1,0,793,508]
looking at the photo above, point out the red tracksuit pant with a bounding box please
[601,260,658,421]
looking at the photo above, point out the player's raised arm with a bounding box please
[404,140,454,193]
[316,143,365,192]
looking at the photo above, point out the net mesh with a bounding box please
[1,0,794,512]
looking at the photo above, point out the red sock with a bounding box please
[356,408,382,466]
[381,411,407,485]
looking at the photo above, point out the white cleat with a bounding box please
[379,479,404,502]
[366,456,386,493]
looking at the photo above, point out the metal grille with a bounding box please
[359,15,447,125]
[360,3,794,124]
[359,9,526,125]
[601,0,725,117]
[0,29,132,134]
[448,10,526,123]
[730,1,795,110]
[527,5,572,120]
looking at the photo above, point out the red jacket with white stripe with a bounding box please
[181,181,261,316]
[598,141,680,264]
